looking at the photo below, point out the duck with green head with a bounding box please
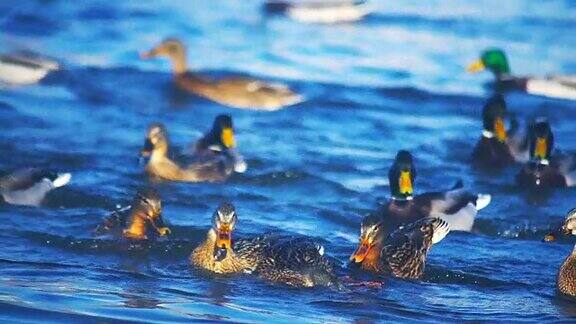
[471,94,529,168]
[515,119,576,188]
[468,48,576,101]
[371,150,491,236]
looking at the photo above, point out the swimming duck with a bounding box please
[467,48,576,101]
[263,0,371,24]
[0,51,59,85]
[471,95,529,168]
[556,208,576,298]
[375,151,491,233]
[516,119,576,188]
[191,202,339,288]
[141,38,303,111]
[94,188,170,241]
[350,213,450,279]
[141,115,245,183]
[0,168,71,206]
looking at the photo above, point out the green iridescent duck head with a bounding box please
[467,48,511,77]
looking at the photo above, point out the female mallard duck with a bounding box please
[556,208,576,298]
[141,115,246,183]
[94,188,170,240]
[191,202,339,288]
[141,38,303,111]
[349,213,450,279]
[467,48,576,101]
[263,0,371,24]
[0,51,59,85]
[516,119,576,188]
[472,95,529,168]
[376,150,491,233]
[0,168,71,206]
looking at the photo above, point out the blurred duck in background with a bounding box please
[141,38,303,111]
[140,115,246,183]
[263,0,371,24]
[0,51,59,85]
[0,168,71,206]
[467,48,576,101]
[373,151,491,234]
[472,94,529,168]
[516,119,576,188]
[94,188,170,240]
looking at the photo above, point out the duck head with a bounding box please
[467,48,511,78]
[481,95,508,142]
[212,202,238,261]
[141,123,169,159]
[207,114,237,151]
[528,119,554,165]
[126,188,170,238]
[350,213,384,264]
[561,209,576,236]
[141,38,187,74]
[388,150,416,201]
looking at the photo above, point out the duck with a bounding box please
[191,202,339,288]
[0,51,59,85]
[556,208,576,298]
[141,38,303,111]
[349,212,450,279]
[263,0,371,24]
[0,168,71,206]
[472,94,529,168]
[141,115,246,183]
[94,188,170,241]
[516,119,576,188]
[467,48,576,101]
[375,151,491,233]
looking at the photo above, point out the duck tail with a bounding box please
[475,193,492,211]
[52,173,72,188]
[451,179,464,190]
[306,268,342,289]
[431,218,451,244]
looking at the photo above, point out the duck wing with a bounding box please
[526,75,576,101]
[383,218,450,279]
[555,151,576,187]
[507,116,530,163]
[0,168,68,191]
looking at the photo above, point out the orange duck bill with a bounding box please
[216,225,233,250]
[350,237,372,263]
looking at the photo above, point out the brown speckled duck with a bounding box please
[375,150,491,235]
[141,115,245,183]
[94,188,170,241]
[557,209,576,298]
[141,38,303,111]
[191,202,339,288]
[350,213,450,279]
[516,119,576,188]
[0,168,71,206]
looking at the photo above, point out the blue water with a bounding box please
[1,0,576,322]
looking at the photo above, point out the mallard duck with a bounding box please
[516,119,576,188]
[263,0,371,24]
[556,208,576,298]
[94,188,170,241]
[141,115,246,183]
[0,168,71,206]
[191,202,339,288]
[141,38,303,111]
[0,52,59,85]
[467,48,576,101]
[472,95,529,168]
[350,213,450,279]
[375,151,491,233]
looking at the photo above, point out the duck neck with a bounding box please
[150,142,169,162]
[124,212,148,239]
[170,52,188,75]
